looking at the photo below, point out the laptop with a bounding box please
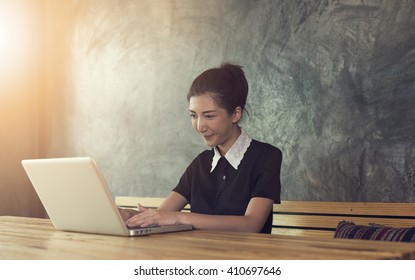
[21,157,192,236]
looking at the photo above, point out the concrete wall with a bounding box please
[2,0,415,217]
[49,0,413,203]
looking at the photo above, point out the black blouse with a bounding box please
[173,139,282,233]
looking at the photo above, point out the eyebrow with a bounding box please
[188,109,217,114]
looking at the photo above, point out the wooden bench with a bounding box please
[115,197,415,237]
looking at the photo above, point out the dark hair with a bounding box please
[187,63,249,115]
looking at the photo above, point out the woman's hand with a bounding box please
[125,204,182,228]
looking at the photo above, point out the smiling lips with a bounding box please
[202,134,214,141]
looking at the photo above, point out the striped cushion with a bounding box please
[334,221,415,242]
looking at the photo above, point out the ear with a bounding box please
[231,106,242,123]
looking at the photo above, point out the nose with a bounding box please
[196,117,207,133]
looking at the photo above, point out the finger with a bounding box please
[137,203,147,212]
[126,215,143,227]
[126,210,153,226]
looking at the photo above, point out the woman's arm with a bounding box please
[158,191,189,211]
[126,196,274,233]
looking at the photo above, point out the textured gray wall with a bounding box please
[45,0,415,202]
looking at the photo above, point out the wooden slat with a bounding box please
[274,200,415,217]
[115,196,164,208]
[271,228,335,237]
[118,197,415,218]
[274,214,415,228]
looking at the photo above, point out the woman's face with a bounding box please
[189,94,241,155]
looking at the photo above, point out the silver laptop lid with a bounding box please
[22,157,132,236]
[22,157,192,236]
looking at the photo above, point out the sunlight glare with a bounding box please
[0,1,39,91]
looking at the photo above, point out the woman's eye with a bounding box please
[205,115,215,119]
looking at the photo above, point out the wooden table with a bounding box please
[1,216,415,260]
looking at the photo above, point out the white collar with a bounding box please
[210,128,252,172]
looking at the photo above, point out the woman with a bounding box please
[121,63,282,233]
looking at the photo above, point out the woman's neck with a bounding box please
[217,125,241,156]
